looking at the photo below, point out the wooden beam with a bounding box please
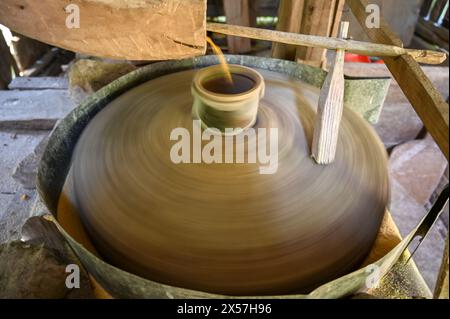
[223,0,252,54]
[347,0,449,160]
[271,0,305,60]
[0,0,206,61]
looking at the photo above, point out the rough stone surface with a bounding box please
[390,135,448,206]
[69,59,136,94]
[344,63,449,149]
[8,77,69,90]
[0,131,48,219]
[0,90,76,130]
[373,102,423,150]
[12,134,50,189]
[0,217,94,298]
[0,188,37,243]
[388,136,449,291]
[0,241,68,298]
[30,196,51,217]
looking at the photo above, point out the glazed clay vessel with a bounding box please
[191,64,265,133]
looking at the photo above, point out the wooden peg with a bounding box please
[311,21,349,164]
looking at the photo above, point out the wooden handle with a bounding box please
[311,22,349,164]
[206,22,447,65]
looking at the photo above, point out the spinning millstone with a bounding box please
[69,60,389,295]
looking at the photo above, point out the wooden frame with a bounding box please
[346,0,449,160]
[347,0,449,300]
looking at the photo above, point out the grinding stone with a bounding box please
[70,68,389,295]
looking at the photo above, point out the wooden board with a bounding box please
[271,0,305,60]
[295,0,340,67]
[272,0,345,66]
[347,0,449,160]
[0,0,206,60]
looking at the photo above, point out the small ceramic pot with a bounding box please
[191,64,265,134]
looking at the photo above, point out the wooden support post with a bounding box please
[248,0,259,28]
[430,0,448,22]
[295,0,345,68]
[347,0,449,160]
[311,22,349,164]
[223,0,252,54]
[295,0,335,67]
[271,0,344,65]
[271,0,305,60]
[330,0,346,38]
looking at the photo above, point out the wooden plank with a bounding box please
[248,0,259,28]
[8,77,69,90]
[295,0,340,68]
[0,0,206,61]
[10,33,49,72]
[223,0,252,54]
[311,22,348,164]
[420,0,434,17]
[347,0,449,160]
[271,0,305,60]
[430,0,448,22]
[417,17,449,43]
[330,0,346,37]
[415,26,449,52]
[21,48,58,77]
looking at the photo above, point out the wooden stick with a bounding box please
[311,21,349,164]
[206,22,447,65]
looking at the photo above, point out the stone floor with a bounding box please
[0,66,448,296]
[0,131,48,218]
[388,136,448,291]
